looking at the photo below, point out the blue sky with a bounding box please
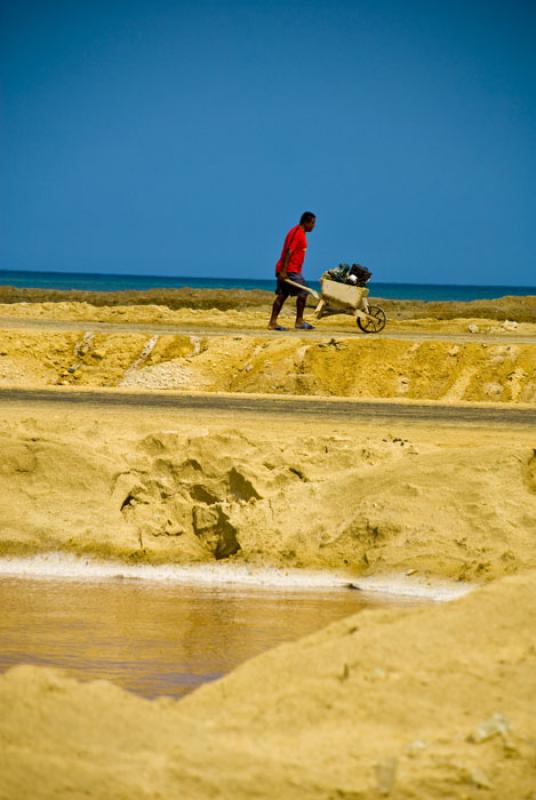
[1,0,535,284]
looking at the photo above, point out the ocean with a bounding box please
[1,269,535,302]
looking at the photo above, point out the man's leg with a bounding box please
[295,295,307,326]
[268,292,287,329]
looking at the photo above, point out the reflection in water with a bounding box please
[0,577,380,698]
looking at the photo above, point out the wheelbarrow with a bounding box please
[284,275,386,333]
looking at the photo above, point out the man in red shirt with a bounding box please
[268,211,316,330]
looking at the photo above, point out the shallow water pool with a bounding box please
[0,574,411,698]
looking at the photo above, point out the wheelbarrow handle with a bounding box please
[283,278,320,300]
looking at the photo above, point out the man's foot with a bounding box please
[268,324,288,331]
[295,322,315,330]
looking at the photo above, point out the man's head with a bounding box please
[300,211,316,232]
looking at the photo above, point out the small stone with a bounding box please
[371,667,387,680]
[502,319,518,330]
[468,324,479,334]
[468,712,511,743]
[374,757,397,795]
[484,382,503,398]
[406,739,426,757]
[470,768,492,789]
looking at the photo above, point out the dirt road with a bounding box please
[1,387,535,426]
[1,314,536,344]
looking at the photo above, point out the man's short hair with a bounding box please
[300,211,316,224]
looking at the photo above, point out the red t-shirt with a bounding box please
[275,225,308,274]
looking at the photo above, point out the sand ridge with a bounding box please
[1,409,535,580]
[0,284,535,323]
[1,320,536,402]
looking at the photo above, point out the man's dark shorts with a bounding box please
[275,272,308,298]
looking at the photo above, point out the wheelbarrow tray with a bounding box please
[314,275,386,333]
[320,278,369,310]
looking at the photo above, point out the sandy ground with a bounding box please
[0,302,536,402]
[1,571,535,799]
[1,295,536,798]
[1,404,536,583]
[2,295,536,329]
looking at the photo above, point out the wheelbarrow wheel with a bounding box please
[357,305,386,334]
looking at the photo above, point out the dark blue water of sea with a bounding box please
[1,270,535,302]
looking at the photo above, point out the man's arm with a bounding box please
[278,248,291,279]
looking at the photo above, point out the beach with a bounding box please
[1,289,536,798]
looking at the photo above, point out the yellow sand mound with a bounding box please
[1,326,536,402]
[1,415,536,581]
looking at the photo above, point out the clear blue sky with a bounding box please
[1,0,535,284]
